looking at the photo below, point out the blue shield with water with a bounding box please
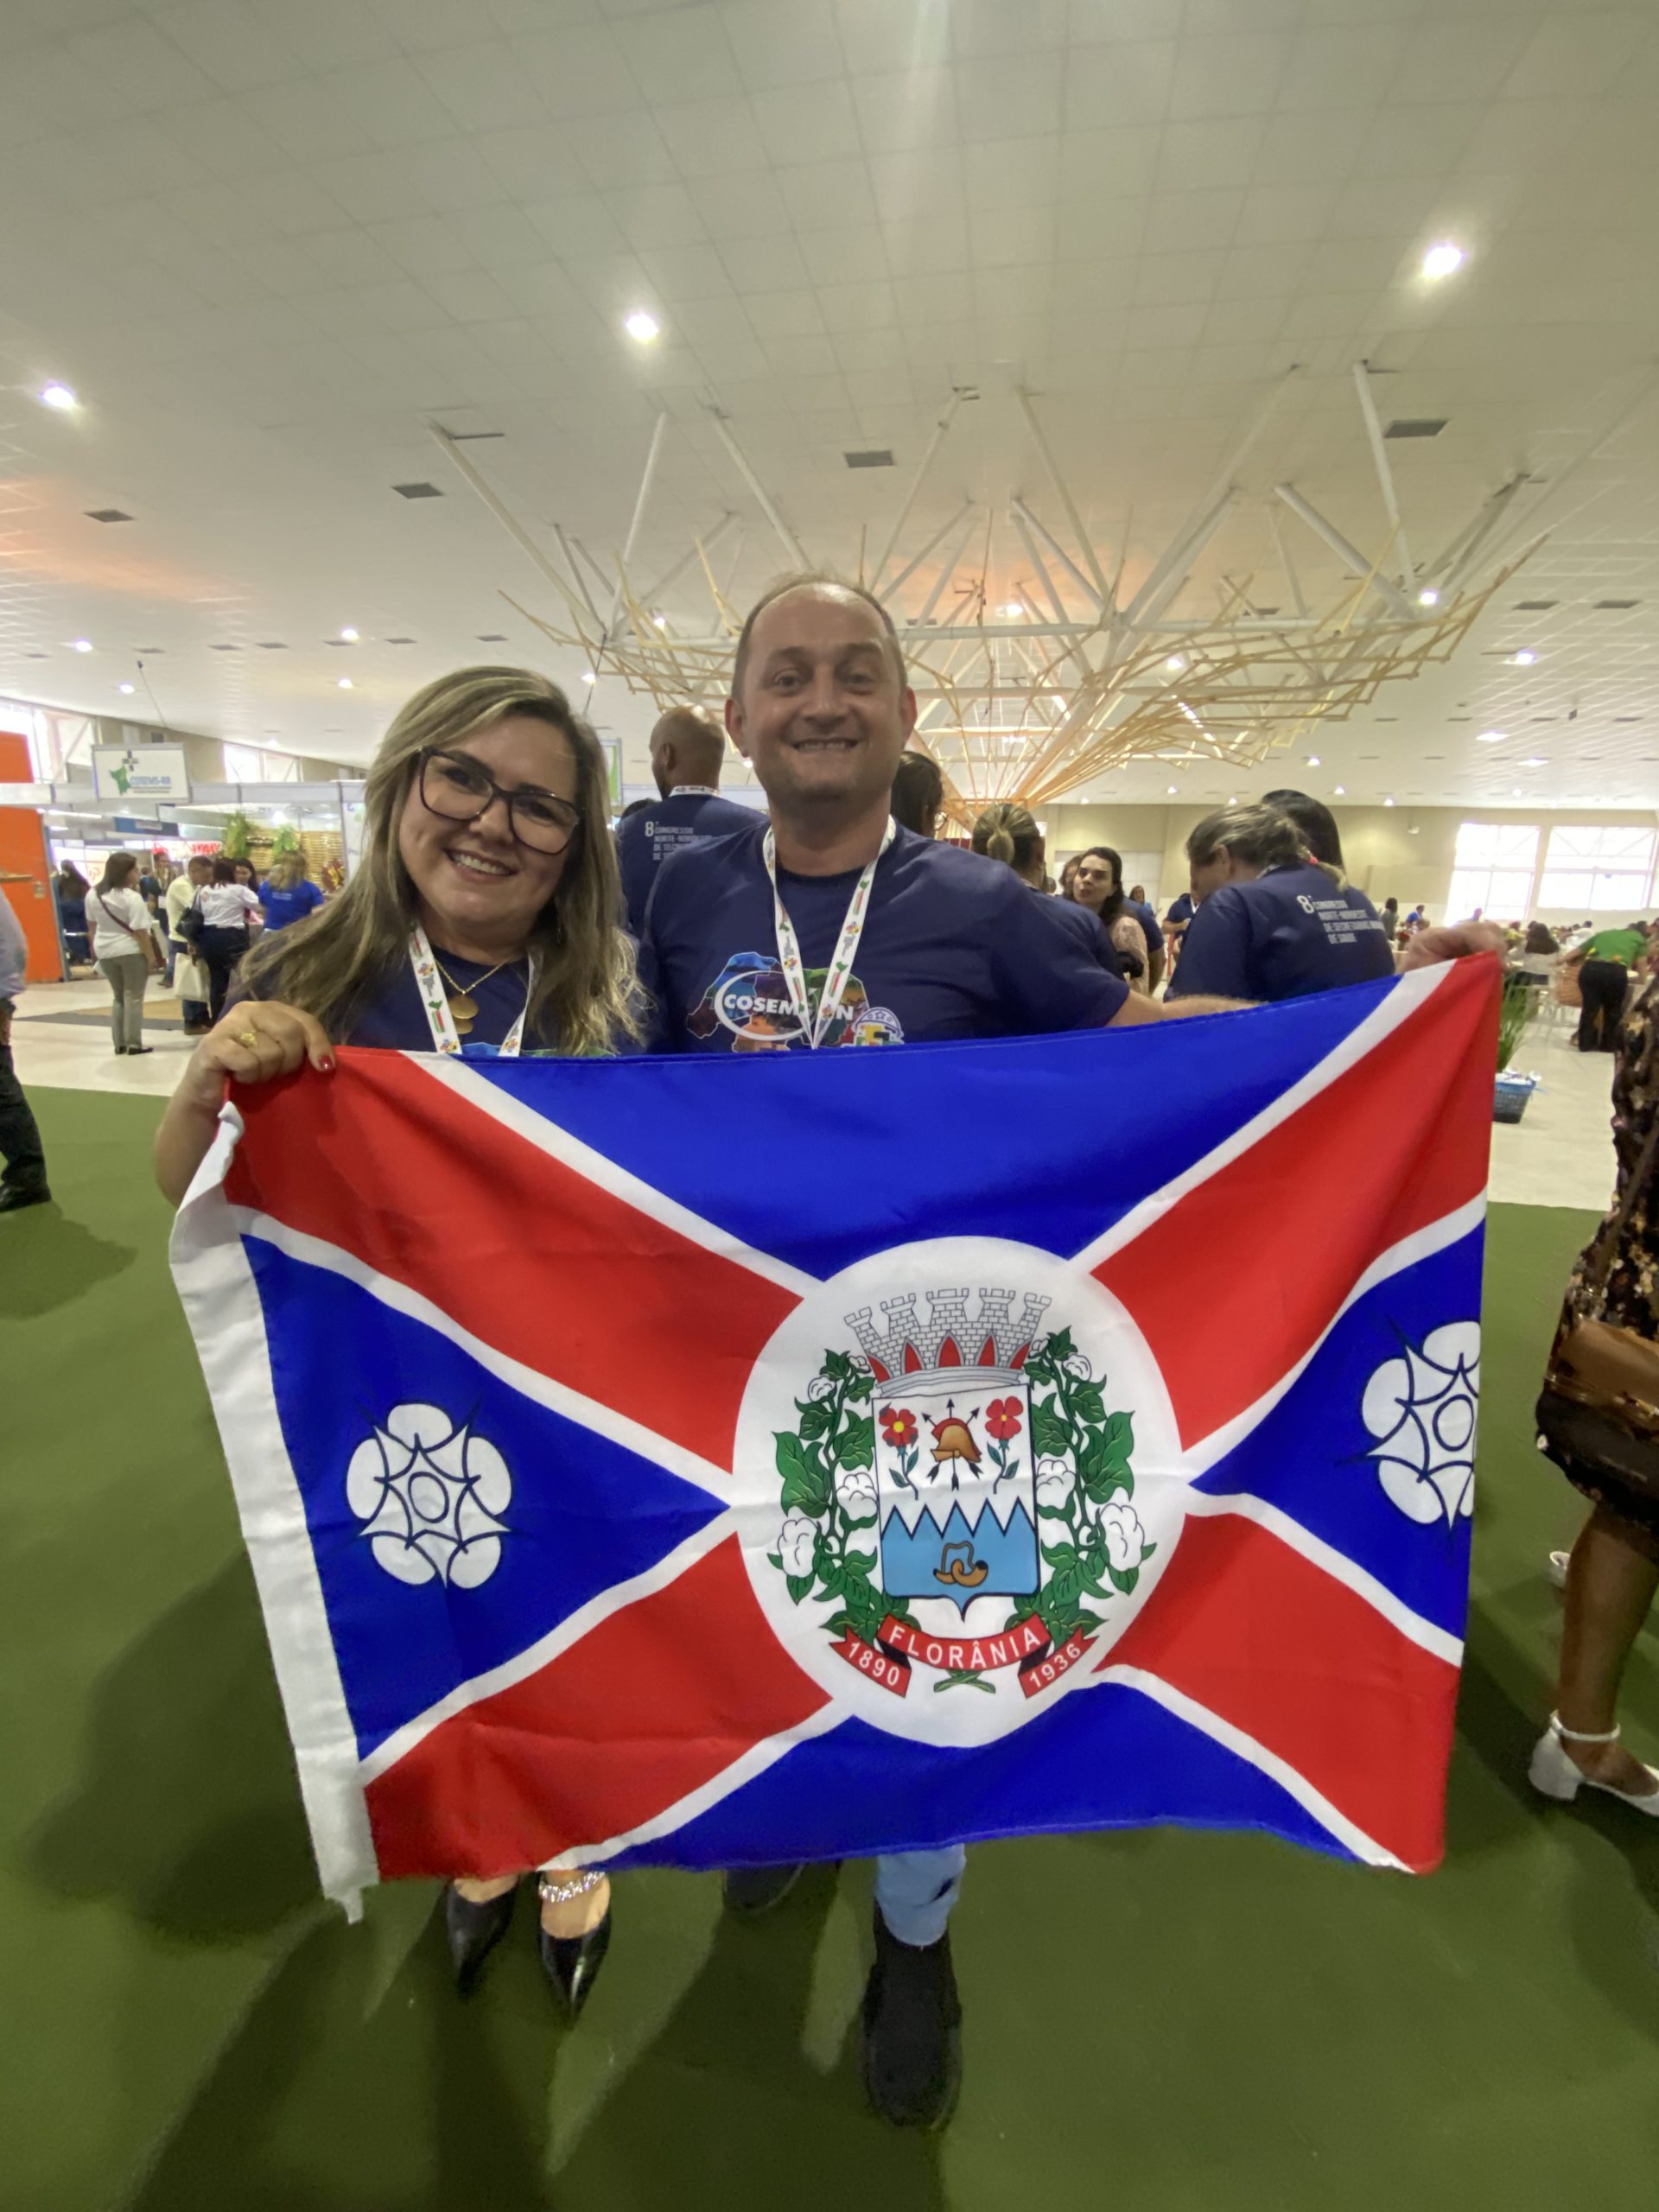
[874,1368,1039,1617]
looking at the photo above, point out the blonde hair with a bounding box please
[1186,803,1339,886]
[267,853,308,891]
[971,802,1042,874]
[239,667,640,1054]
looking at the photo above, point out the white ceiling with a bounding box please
[3,0,1659,810]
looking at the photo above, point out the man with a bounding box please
[636,576,1247,2130]
[1567,918,1649,1052]
[613,706,754,932]
[166,856,213,1035]
[0,887,49,1214]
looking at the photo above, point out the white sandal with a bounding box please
[1529,1712,1659,1813]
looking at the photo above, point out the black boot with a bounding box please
[860,1909,963,2131]
[721,1863,804,1915]
[444,1879,517,1996]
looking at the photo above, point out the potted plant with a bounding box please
[1493,973,1538,1122]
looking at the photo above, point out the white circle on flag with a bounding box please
[734,1238,1185,1748]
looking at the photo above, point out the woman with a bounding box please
[54,861,91,966]
[889,748,943,840]
[1516,920,1559,988]
[1166,804,1394,1004]
[87,851,165,1054]
[1565,920,1648,1052]
[231,857,259,890]
[156,666,642,2017]
[973,804,1119,974]
[1531,978,1659,1817]
[1068,847,1148,989]
[258,853,326,932]
[188,859,264,1023]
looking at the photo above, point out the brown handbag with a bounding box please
[1537,1108,1659,1497]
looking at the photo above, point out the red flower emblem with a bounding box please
[985,1396,1023,1442]
[880,1406,918,1448]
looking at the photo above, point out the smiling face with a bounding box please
[396,712,578,959]
[727,585,916,827]
[1072,853,1118,912]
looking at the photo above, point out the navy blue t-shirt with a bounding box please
[243,948,613,1058]
[1129,898,1164,957]
[1047,888,1124,976]
[639,822,1128,1051]
[614,788,757,933]
[1165,890,1196,929]
[1166,864,1393,1004]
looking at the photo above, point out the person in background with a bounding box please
[613,706,754,934]
[1167,804,1394,1004]
[87,850,166,1055]
[1567,920,1649,1052]
[1263,788,1346,873]
[1128,881,1146,904]
[1058,855,1080,901]
[193,857,264,1024]
[1068,847,1149,990]
[971,803,1121,975]
[890,748,944,840]
[1516,920,1560,987]
[231,857,259,890]
[1382,895,1400,942]
[53,861,90,967]
[0,887,49,1212]
[156,664,642,2020]
[258,854,326,932]
[167,857,214,1035]
[1405,904,1427,933]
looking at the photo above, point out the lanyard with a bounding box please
[407,925,534,1058]
[763,818,895,1050]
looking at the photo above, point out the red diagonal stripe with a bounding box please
[224,1054,800,1471]
[363,1532,830,1878]
[1096,957,1497,1448]
[1107,1513,1458,1870]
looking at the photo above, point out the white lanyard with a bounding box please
[408,925,534,1058]
[763,818,895,1050]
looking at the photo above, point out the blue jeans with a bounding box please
[874,1847,965,1948]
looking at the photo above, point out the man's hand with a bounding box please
[1399,923,1505,971]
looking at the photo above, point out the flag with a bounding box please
[173,954,1497,1907]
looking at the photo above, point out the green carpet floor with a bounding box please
[4,1089,1658,2210]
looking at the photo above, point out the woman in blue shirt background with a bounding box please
[257,854,327,931]
[1167,803,1395,1005]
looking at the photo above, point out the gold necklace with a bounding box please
[432,952,519,1036]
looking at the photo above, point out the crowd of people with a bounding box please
[7,572,1657,2131]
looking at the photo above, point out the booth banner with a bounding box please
[172,957,1497,1908]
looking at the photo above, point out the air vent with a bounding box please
[136,646,163,653]
[1615,715,1643,723]
[1596,598,1639,609]
[393,481,442,499]
[324,638,351,646]
[386,636,416,644]
[208,642,240,652]
[257,641,287,650]
[1384,418,1447,439]
[844,448,894,469]
[85,507,132,523]
[476,632,508,642]
[446,429,504,441]
[1515,599,1558,611]
[23,651,47,658]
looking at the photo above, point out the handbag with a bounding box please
[178,889,206,945]
[1537,1106,1659,1498]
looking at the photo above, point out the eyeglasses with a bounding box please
[417,749,582,855]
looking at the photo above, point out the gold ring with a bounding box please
[238,1030,259,1047]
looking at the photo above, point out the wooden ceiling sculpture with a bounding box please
[432,365,1537,819]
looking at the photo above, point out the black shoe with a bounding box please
[0,1186,50,1214]
[444,1881,517,1996]
[860,1910,963,2132]
[721,1863,805,1915]
[538,1909,612,2019]
[127,1046,155,1055]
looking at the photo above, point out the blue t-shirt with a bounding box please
[1047,888,1124,976]
[639,821,1128,1052]
[614,789,757,933]
[243,948,601,1058]
[1166,864,1394,1004]
[258,878,325,931]
[1165,891,1196,928]
[1128,899,1164,957]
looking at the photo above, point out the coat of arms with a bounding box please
[767,1287,1156,1700]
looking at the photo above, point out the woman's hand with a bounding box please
[1399,922,1507,971]
[185,1001,333,1102]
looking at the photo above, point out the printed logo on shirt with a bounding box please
[1295,892,1386,951]
[688,951,905,1050]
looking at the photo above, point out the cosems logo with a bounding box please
[736,1240,1182,1748]
[688,952,905,1050]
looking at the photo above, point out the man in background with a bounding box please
[166,855,213,1037]
[0,887,49,1214]
[613,706,754,932]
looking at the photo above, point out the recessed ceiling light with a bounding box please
[41,383,77,410]
[581,670,596,684]
[1510,649,1536,665]
[1001,602,1023,618]
[1511,786,1523,796]
[652,613,667,628]
[117,682,134,695]
[1165,654,1185,671]
[1520,756,1548,767]
[1306,755,1320,766]
[624,309,660,343]
[1421,241,1465,280]
[1334,785,1345,795]
[340,626,359,643]
[1417,587,1440,607]
[1477,729,1506,742]
[1166,785,1178,794]
[70,639,92,652]
[1383,797,1395,807]
[337,677,353,690]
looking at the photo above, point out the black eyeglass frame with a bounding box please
[416,747,583,855]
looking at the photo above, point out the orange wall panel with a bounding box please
[0,729,63,985]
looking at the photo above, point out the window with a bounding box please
[1446,821,1539,920]
[1538,824,1656,913]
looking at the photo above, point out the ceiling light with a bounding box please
[1334,785,1345,795]
[1166,785,1178,795]
[624,310,660,343]
[1417,587,1439,607]
[652,613,667,628]
[1409,825,1421,836]
[1306,755,1320,766]
[70,639,92,652]
[337,677,353,690]
[1002,602,1023,618]
[1165,654,1185,672]
[117,682,134,695]
[1521,756,1548,767]
[340,626,359,643]
[581,670,596,684]
[1421,242,1465,280]
[1510,649,1536,666]
[40,382,77,410]
[1477,729,1506,743]
[1511,786,1523,796]
[1384,797,1395,807]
